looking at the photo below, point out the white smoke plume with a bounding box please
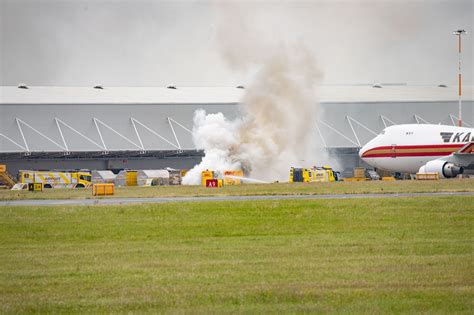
[182,3,326,185]
[182,111,242,184]
[182,45,323,185]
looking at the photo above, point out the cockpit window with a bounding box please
[380,129,386,135]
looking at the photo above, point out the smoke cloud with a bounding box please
[182,110,242,184]
[182,2,325,184]
[183,47,323,184]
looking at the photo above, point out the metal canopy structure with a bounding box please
[315,112,473,149]
[0,115,195,155]
[1,85,473,156]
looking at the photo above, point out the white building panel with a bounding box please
[1,85,473,154]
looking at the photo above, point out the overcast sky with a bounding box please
[0,0,472,87]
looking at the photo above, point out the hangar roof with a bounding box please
[1,85,473,104]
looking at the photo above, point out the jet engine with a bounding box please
[418,160,464,178]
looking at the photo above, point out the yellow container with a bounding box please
[93,183,115,196]
[0,165,6,172]
[125,171,137,186]
[201,170,214,186]
[382,176,396,181]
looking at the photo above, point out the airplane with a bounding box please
[359,124,474,178]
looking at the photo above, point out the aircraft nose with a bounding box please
[359,136,379,160]
[359,144,368,159]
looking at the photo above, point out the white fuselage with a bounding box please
[359,124,473,173]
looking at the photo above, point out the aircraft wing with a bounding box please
[440,142,474,167]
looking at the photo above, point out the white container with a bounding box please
[114,170,127,187]
[91,170,116,184]
[137,170,170,186]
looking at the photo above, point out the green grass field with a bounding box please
[1,178,474,200]
[1,196,473,313]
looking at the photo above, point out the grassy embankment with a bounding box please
[1,196,473,313]
[1,178,473,200]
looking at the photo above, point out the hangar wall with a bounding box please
[1,86,473,176]
[0,103,239,152]
[1,101,472,152]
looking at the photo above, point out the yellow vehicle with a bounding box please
[223,170,244,185]
[289,166,340,183]
[19,170,92,188]
[290,167,314,183]
[320,165,338,182]
[0,164,16,188]
[201,169,244,186]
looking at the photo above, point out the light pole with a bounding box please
[453,29,467,127]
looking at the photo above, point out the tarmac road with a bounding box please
[0,191,473,206]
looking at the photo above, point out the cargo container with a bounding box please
[353,167,366,178]
[114,170,138,186]
[93,183,114,196]
[137,170,169,186]
[91,170,116,184]
[168,169,182,185]
[126,171,138,186]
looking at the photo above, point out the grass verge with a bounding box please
[1,196,473,313]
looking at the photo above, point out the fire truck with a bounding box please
[289,166,340,183]
[19,170,92,188]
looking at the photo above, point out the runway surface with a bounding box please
[1,191,473,206]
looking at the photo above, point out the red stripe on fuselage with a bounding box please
[365,144,463,150]
[361,144,464,158]
[364,152,453,158]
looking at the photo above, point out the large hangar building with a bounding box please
[1,85,473,176]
